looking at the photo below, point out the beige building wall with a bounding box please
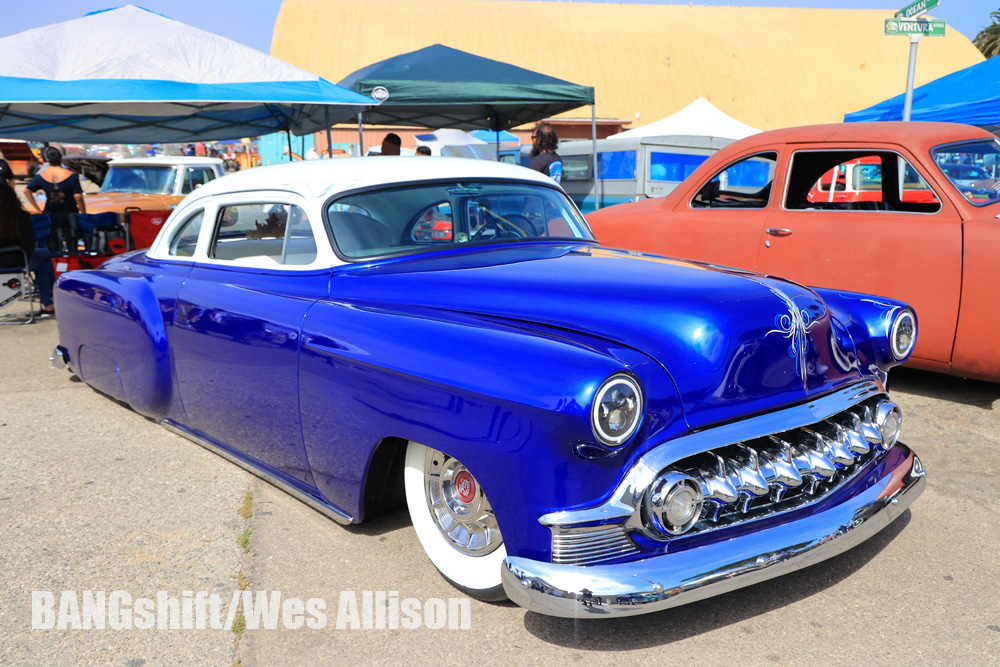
[272,0,983,132]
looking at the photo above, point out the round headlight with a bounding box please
[874,400,902,449]
[591,373,643,446]
[890,309,917,361]
[645,472,703,536]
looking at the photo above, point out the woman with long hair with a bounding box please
[24,147,86,252]
[0,182,55,316]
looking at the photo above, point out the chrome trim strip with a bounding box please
[503,445,925,618]
[161,420,353,525]
[541,381,884,528]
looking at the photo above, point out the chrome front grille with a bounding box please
[551,524,639,565]
[650,397,890,535]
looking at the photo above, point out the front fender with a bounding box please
[813,288,914,379]
[297,300,686,561]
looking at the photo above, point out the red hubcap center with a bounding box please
[454,471,476,504]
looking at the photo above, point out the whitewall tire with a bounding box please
[404,441,508,601]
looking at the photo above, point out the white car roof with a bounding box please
[108,156,224,167]
[184,157,556,203]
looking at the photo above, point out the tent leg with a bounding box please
[324,107,334,158]
[592,104,600,210]
[285,128,293,162]
[358,113,364,156]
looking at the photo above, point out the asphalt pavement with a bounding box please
[1,319,998,666]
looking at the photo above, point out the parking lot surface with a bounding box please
[2,319,998,665]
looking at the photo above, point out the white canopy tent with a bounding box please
[0,5,376,145]
[610,97,760,141]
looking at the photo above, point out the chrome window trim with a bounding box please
[147,189,344,270]
[780,148,942,216]
[540,379,884,528]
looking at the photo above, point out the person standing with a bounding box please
[23,148,86,252]
[380,133,401,156]
[528,125,563,183]
[0,156,14,189]
[305,146,320,160]
[0,182,55,316]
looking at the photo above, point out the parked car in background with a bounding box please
[84,156,224,216]
[52,157,925,617]
[588,121,1000,382]
[552,135,733,213]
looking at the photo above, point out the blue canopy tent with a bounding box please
[844,55,998,126]
[0,6,376,152]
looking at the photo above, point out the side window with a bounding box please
[597,150,636,180]
[181,168,213,194]
[791,152,941,213]
[649,152,710,182]
[561,154,592,181]
[692,152,777,208]
[168,210,204,257]
[210,203,317,266]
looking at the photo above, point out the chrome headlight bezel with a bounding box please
[590,373,644,447]
[890,308,917,361]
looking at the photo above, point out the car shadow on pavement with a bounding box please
[521,510,911,649]
[890,367,1000,409]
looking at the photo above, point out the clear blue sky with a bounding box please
[2,1,994,52]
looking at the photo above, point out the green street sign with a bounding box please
[895,0,939,19]
[885,18,946,36]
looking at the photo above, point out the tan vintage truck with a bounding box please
[84,156,225,215]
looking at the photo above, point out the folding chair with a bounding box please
[126,209,171,250]
[73,212,122,253]
[0,245,38,325]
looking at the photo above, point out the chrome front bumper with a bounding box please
[501,443,925,618]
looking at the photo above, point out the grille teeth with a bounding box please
[697,453,739,521]
[655,398,888,535]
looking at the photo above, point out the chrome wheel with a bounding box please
[423,448,503,556]
[405,442,507,600]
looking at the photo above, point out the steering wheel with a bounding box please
[470,211,531,241]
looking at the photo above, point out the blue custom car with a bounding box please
[52,158,925,618]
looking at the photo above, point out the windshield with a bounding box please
[325,181,593,259]
[101,166,177,194]
[931,140,1000,205]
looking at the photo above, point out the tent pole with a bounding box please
[285,128,293,162]
[592,104,600,210]
[358,113,364,156]
[324,107,333,158]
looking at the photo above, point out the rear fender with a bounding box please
[55,270,173,418]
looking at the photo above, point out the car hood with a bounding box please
[85,192,180,213]
[334,243,862,431]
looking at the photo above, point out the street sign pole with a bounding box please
[903,32,921,121]
[887,0,945,122]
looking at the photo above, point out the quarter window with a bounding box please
[168,210,204,257]
[692,152,777,208]
[210,203,317,266]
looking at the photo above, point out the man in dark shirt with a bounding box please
[527,126,563,183]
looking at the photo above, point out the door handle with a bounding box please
[765,227,793,237]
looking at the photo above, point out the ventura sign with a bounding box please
[895,0,939,19]
[885,18,946,37]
